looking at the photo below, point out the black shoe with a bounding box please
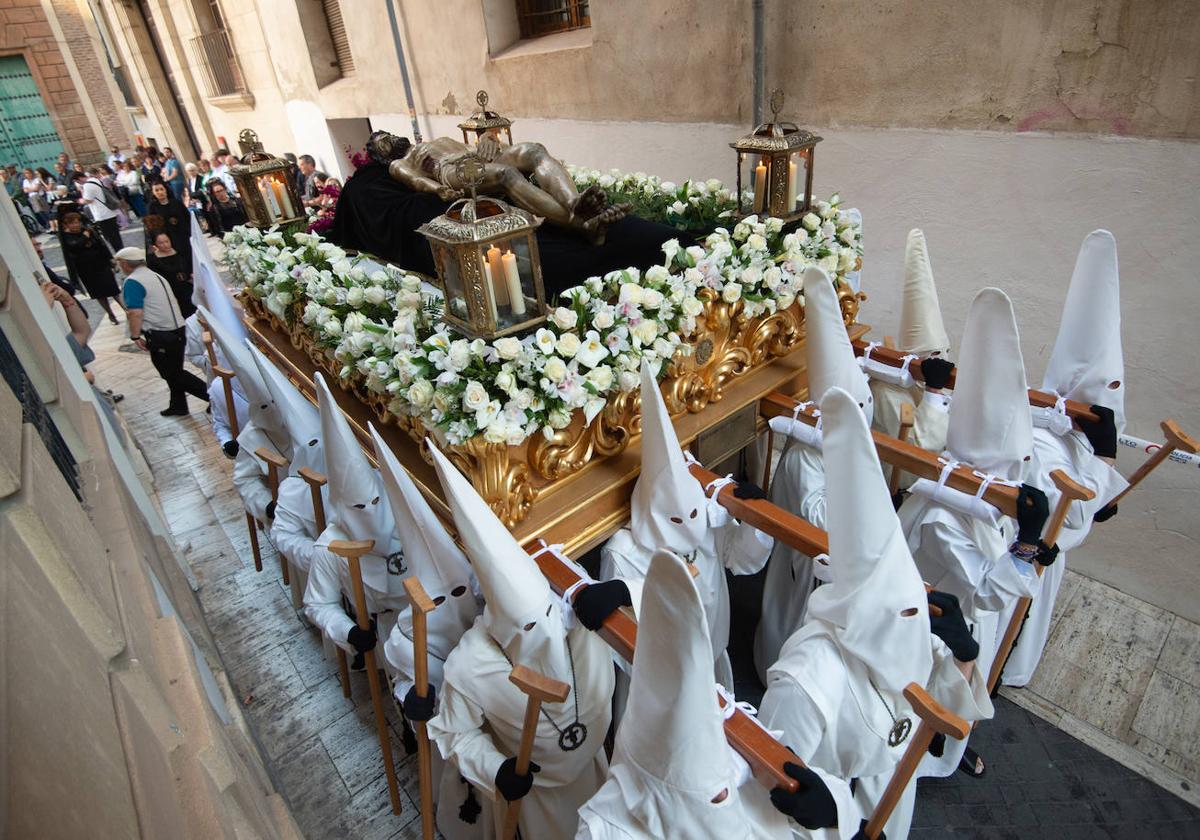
[351,651,366,671]
[161,406,190,417]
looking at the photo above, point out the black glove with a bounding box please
[927,591,979,663]
[1036,541,1060,566]
[929,732,946,757]
[892,490,906,511]
[920,357,955,390]
[1015,484,1050,545]
[733,480,768,500]
[346,619,377,654]
[1076,404,1118,458]
[769,762,838,829]
[265,500,277,520]
[222,440,239,458]
[572,580,632,631]
[495,756,539,802]
[1094,503,1118,523]
[852,821,885,840]
[402,684,436,722]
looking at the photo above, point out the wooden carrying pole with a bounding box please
[1105,419,1199,509]
[862,684,970,839]
[301,466,350,697]
[888,402,916,498]
[201,330,219,371]
[255,447,290,585]
[402,577,437,840]
[987,469,1095,691]
[328,539,403,816]
[761,392,1022,518]
[214,363,265,574]
[849,339,1099,424]
[503,665,570,840]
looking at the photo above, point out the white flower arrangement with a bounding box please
[223,183,862,447]
[568,166,737,232]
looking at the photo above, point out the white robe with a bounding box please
[602,507,772,691]
[899,499,1038,775]
[428,622,615,840]
[760,630,992,840]
[231,422,287,523]
[207,377,248,447]
[870,381,951,489]
[184,314,212,382]
[754,437,827,683]
[1000,427,1126,686]
[270,476,321,575]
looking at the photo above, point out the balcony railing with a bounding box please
[189,29,247,98]
[516,0,590,39]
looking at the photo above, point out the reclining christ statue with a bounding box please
[328,130,680,296]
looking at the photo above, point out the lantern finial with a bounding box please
[238,128,264,156]
[476,89,489,109]
[769,88,785,121]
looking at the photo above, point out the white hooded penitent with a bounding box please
[629,360,707,556]
[1040,229,1125,435]
[199,266,248,346]
[198,303,281,433]
[898,228,950,357]
[246,341,323,474]
[804,267,873,419]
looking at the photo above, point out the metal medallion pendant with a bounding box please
[558,721,587,751]
[888,717,912,747]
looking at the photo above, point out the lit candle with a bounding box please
[753,159,767,214]
[501,250,525,316]
[481,259,499,323]
[259,177,281,221]
[486,244,509,309]
[273,178,295,219]
[786,158,798,213]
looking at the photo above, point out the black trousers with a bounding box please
[94,216,123,254]
[145,327,209,410]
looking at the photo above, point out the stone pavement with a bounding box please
[43,223,1200,838]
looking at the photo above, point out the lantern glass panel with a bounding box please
[438,246,469,322]
[256,171,297,225]
[738,153,774,217]
[479,235,532,330]
[790,149,810,214]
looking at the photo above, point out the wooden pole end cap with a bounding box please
[509,665,570,704]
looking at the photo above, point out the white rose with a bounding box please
[535,328,558,355]
[618,282,643,305]
[513,388,535,410]
[746,233,767,252]
[617,369,640,391]
[839,248,858,270]
[483,419,508,445]
[802,213,821,231]
[462,380,489,412]
[586,364,614,391]
[494,336,522,360]
[722,283,743,303]
[547,406,572,429]
[681,296,704,317]
[407,379,434,409]
[820,255,839,274]
[346,286,365,307]
[495,369,516,394]
[839,227,857,246]
[323,318,343,337]
[632,319,659,345]
[591,305,615,330]
[551,307,578,330]
[364,285,387,305]
[817,200,834,219]
[543,356,568,382]
[641,288,665,309]
[555,332,582,358]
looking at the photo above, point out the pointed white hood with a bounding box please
[1042,229,1125,435]
[246,342,321,473]
[946,288,1033,481]
[199,303,281,435]
[428,441,571,681]
[898,229,950,356]
[314,372,394,549]
[804,266,873,422]
[199,266,246,346]
[190,213,217,309]
[630,360,708,555]
[806,387,931,695]
[372,425,477,673]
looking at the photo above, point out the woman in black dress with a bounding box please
[143,181,191,264]
[147,231,196,318]
[60,212,124,324]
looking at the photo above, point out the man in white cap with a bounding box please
[577,549,800,839]
[759,387,992,839]
[201,306,289,523]
[370,426,483,840]
[426,441,621,840]
[115,245,209,416]
[898,288,1050,777]
[753,266,871,682]
[303,372,410,666]
[601,360,773,694]
[864,230,956,474]
[247,342,326,607]
[1001,230,1127,687]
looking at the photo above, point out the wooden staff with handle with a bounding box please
[255,447,290,585]
[888,402,916,498]
[328,538,403,816]
[987,469,1095,691]
[214,363,265,574]
[402,577,437,840]
[503,665,570,840]
[1104,419,1199,509]
[298,467,350,697]
[861,684,970,839]
[201,330,219,371]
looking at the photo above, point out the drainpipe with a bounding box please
[752,0,765,126]
[386,0,422,142]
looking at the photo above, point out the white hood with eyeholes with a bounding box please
[245,341,323,474]
[373,426,479,691]
[200,304,287,440]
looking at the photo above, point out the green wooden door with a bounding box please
[0,55,64,171]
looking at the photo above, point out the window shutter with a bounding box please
[321,0,354,74]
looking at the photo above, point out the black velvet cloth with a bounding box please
[327,163,683,300]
